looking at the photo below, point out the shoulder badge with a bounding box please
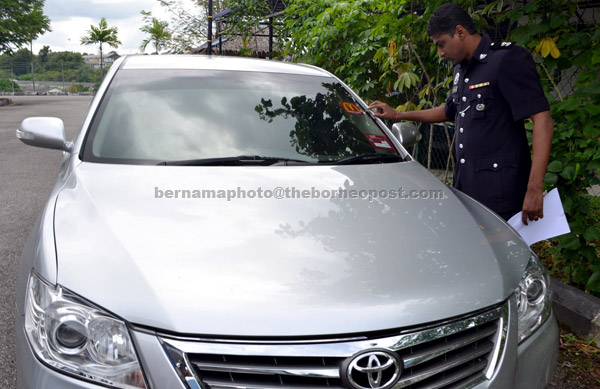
[490,41,513,50]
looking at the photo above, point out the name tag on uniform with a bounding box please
[469,82,490,90]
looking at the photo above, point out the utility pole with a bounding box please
[208,0,213,56]
[61,62,65,91]
[11,64,14,95]
[269,17,273,60]
[30,41,36,94]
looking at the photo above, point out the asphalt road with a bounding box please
[0,95,93,388]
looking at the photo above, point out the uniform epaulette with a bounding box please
[490,41,513,50]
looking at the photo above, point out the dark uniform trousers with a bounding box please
[445,35,550,220]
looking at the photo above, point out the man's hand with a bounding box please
[368,101,399,120]
[522,110,553,225]
[367,103,448,123]
[521,187,544,225]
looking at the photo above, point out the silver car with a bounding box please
[15,55,557,389]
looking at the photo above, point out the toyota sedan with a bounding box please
[15,55,557,389]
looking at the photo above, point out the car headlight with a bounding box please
[515,252,552,343]
[24,271,146,388]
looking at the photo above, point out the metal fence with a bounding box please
[410,123,456,184]
[0,62,100,95]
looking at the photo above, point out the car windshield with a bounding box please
[82,69,403,165]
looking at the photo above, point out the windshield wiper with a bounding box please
[159,155,313,166]
[327,153,403,165]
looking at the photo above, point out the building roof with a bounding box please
[193,25,278,58]
[83,51,121,61]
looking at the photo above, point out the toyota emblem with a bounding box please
[343,349,402,389]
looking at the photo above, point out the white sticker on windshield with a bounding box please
[365,134,393,149]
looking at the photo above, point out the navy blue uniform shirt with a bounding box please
[445,35,549,219]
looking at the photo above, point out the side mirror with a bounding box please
[391,122,421,147]
[16,117,73,152]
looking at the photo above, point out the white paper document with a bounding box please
[507,188,571,246]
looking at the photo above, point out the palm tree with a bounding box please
[139,17,172,54]
[80,17,121,70]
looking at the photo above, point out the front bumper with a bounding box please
[16,305,558,389]
[513,313,559,388]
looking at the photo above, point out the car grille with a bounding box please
[160,303,508,389]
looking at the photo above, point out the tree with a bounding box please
[283,0,457,103]
[46,51,84,72]
[157,0,226,52]
[38,45,50,64]
[0,78,21,92]
[155,0,279,54]
[223,0,284,57]
[80,17,121,70]
[0,48,34,76]
[255,82,375,159]
[139,11,172,54]
[0,0,50,54]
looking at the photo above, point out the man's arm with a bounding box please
[368,101,448,123]
[522,110,554,224]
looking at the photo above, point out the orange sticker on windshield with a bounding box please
[365,134,393,149]
[339,102,364,115]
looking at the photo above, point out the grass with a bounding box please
[551,330,600,388]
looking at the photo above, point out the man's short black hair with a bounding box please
[427,3,478,37]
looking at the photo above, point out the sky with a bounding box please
[32,0,185,55]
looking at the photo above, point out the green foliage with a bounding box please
[223,0,276,57]
[0,49,105,83]
[0,48,33,75]
[283,0,484,107]
[0,0,50,54]
[155,0,282,56]
[75,66,105,83]
[38,45,50,63]
[139,11,172,54]
[224,0,269,39]
[67,83,90,93]
[157,0,226,53]
[284,0,389,100]
[0,69,13,79]
[238,46,253,57]
[0,78,20,92]
[35,70,61,81]
[43,51,85,72]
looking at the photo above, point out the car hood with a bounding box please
[54,161,530,336]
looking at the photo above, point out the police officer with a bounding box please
[369,3,553,224]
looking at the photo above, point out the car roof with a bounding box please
[121,55,331,77]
